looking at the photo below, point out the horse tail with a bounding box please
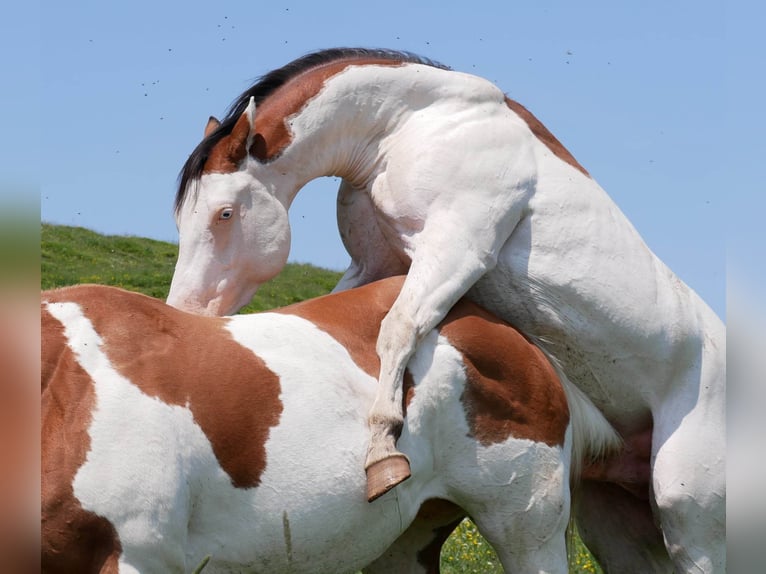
[557,363,622,483]
[530,338,621,564]
[530,337,622,482]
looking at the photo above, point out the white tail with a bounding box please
[532,339,622,481]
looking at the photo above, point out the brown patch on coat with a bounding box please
[401,370,416,416]
[440,300,570,447]
[42,286,283,490]
[203,58,406,173]
[250,58,405,162]
[505,97,590,177]
[277,275,567,446]
[42,302,67,393]
[41,305,123,573]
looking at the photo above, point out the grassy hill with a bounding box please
[41,223,343,311]
[40,223,601,573]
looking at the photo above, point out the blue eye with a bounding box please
[219,207,234,221]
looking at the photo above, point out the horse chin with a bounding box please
[171,292,251,317]
[166,287,224,317]
[166,295,216,317]
[215,284,261,317]
[167,276,260,317]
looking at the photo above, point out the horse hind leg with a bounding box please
[575,481,674,573]
[652,401,726,573]
[362,500,464,574]
[462,455,571,574]
[472,514,569,574]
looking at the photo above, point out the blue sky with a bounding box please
[6,0,764,319]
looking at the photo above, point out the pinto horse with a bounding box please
[167,48,725,572]
[41,278,618,574]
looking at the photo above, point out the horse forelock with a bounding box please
[175,48,449,214]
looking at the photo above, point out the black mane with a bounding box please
[175,48,450,213]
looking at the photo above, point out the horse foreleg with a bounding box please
[364,232,503,501]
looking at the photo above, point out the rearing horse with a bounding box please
[168,48,725,573]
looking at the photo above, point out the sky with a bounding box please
[5,0,765,320]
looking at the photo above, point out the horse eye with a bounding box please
[218,208,234,221]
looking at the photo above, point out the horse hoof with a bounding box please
[366,455,411,502]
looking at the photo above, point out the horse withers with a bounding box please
[42,277,618,574]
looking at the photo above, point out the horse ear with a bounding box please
[225,97,257,165]
[244,97,257,145]
[244,97,256,128]
[204,116,221,138]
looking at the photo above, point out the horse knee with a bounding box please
[377,308,418,361]
[368,410,404,436]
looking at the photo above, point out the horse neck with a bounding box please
[259,63,445,200]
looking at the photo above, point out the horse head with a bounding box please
[167,98,293,316]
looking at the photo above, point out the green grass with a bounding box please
[42,224,179,299]
[41,223,343,310]
[440,520,601,574]
[41,223,602,573]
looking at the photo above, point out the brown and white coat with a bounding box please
[42,277,617,573]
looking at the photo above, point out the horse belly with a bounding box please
[87,372,408,574]
[194,424,409,573]
[83,393,405,574]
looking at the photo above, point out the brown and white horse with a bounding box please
[167,48,725,572]
[42,277,618,574]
